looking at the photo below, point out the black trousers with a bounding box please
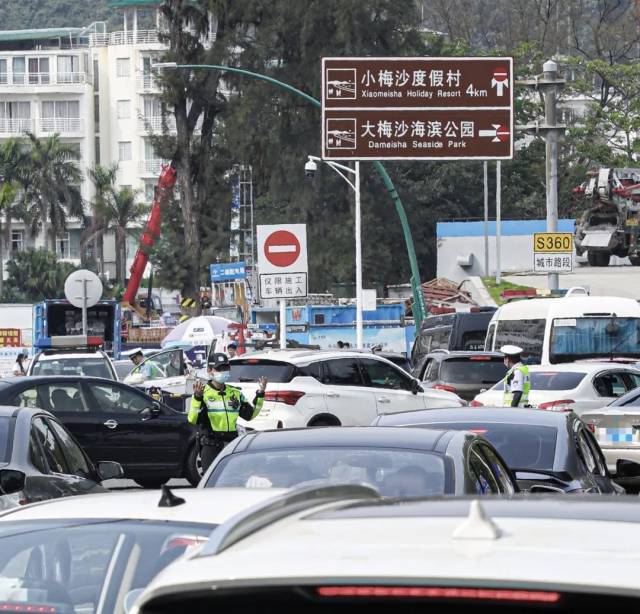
[199,432,237,473]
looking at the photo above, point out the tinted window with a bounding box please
[13,387,39,409]
[36,384,86,413]
[468,448,500,494]
[593,372,627,398]
[86,383,153,414]
[426,326,452,352]
[425,422,558,471]
[440,358,507,384]
[229,360,294,383]
[381,355,412,373]
[627,372,640,389]
[296,362,323,381]
[131,349,183,380]
[581,427,607,477]
[611,391,640,407]
[323,359,363,386]
[461,331,486,351]
[32,357,112,379]
[494,318,546,362]
[206,448,446,497]
[577,429,597,473]
[422,359,439,381]
[29,430,46,473]
[490,371,585,391]
[47,419,92,478]
[360,359,411,390]
[478,444,516,494]
[32,418,69,474]
[0,417,9,463]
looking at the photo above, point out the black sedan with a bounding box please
[0,377,198,488]
[0,406,123,509]
[199,426,519,496]
[373,407,636,494]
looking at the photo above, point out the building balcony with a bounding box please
[0,72,90,88]
[139,159,167,175]
[0,118,34,135]
[106,30,163,46]
[40,117,85,135]
[136,73,161,91]
[139,115,176,133]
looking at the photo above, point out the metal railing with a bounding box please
[0,118,34,134]
[139,159,167,175]
[108,30,162,46]
[139,115,177,133]
[40,117,84,134]
[0,72,88,87]
[136,73,160,90]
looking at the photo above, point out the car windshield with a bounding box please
[32,358,112,379]
[229,360,294,383]
[0,519,213,614]
[609,390,640,407]
[440,358,507,384]
[550,317,640,361]
[205,448,446,497]
[0,417,9,462]
[423,422,558,471]
[491,371,586,391]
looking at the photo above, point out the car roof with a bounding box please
[35,352,107,360]
[427,351,503,359]
[139,495,640,602]
[0,488,287,524]
[234,426,454,453]
[527,363,640,374]
[0,405,48,419]
[377,407,573,428]
[4,375,120,385]
[230,349,396,365]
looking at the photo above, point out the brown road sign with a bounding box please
[323,109,512,160]
[321,56,513,160]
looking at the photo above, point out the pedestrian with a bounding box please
[337,340,345,349]
[500,345,530,407]
[227,342,238,359]
[127,348,165,379]
[12,353,27,376]
[188,353,267,472]
[201,292,212,313]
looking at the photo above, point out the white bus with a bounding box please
[484,288,640,365]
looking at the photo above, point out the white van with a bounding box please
[484,288,640,364]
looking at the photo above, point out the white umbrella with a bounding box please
[161,316,235,348]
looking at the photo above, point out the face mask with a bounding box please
[213,372,230,384]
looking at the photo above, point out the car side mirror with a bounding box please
[0,469,26,495]
[616,459,640,479]
[410,379,423,395]
[528,484,564,494]
[140,403,161,421]
[96,461,124,481]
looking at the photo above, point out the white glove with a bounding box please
[245,475,273,488]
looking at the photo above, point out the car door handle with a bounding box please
[377,396,391,403]
[326,392,340,398]
[103,420,118,429]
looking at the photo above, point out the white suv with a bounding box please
[229,349,465,430]
[27,350,117,380]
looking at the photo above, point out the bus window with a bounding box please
[494,319,545,363]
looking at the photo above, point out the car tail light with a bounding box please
[470,400,484,407]
[315,586,561,603]
[537,399,575,412]
[469,355,491,361]
[433,384,457,393]
[264,390,305,406]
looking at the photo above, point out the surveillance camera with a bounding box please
[304,159,317,179]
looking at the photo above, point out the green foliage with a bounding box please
[2,249,77,302]
[0,1,114,29]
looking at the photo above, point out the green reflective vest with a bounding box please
[502,363,531,407]
[188,383,263,433]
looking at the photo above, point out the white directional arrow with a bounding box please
[479,124,501,142]
[491,77,509,96]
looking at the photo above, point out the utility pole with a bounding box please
[495,161,501,284]
[483,161,489,277]
[516,60,566,291]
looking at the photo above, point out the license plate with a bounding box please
[598,427,640,443]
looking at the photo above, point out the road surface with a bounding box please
[505,264,640,298]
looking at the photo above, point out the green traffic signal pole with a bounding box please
[162,63,426,326]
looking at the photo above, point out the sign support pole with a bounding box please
[279,299,286,349]
[355,161,363,350]
[544,59,559,291]
[483,161,489,277]
[495,161,502,284]
[81,279,88,336]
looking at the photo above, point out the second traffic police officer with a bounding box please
[500,345,531,407]
[188,353,267,471]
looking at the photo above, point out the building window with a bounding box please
[93,59,99,91]
[118,141,132,161]
[41,100,80,132]
[0,59,6,84]
[117,100,131,119]
[95,136,100,165]
[28,57,50,85]
[57,55,79,83]
[116,58,131,78]
[0,102,31,132]
[144,180,156,202]
[11,231,23,253]
[12,57,25,85]
[94,95,100,132]
[57,233,70,259]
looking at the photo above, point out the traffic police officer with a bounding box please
[188,353,267,471]
[500,345,531,407]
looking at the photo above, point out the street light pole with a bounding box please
[153,61,426,328]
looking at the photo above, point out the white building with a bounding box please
[0,0,212,280]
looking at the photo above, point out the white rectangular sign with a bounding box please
[257,224,308,276]
[260,273,308,299]
[534,253,573,273]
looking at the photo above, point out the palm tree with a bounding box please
[87,164,119,275]
[17,133,84,253]
[0,182,17,294]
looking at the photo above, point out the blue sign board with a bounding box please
[210,261,246,282]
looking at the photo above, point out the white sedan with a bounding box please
[472,362,640,415]
[0,487,284,613]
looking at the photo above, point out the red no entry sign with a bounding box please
[264,230,301,267]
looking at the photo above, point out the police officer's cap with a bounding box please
[208,352,230,370]
[500,345,524,356]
